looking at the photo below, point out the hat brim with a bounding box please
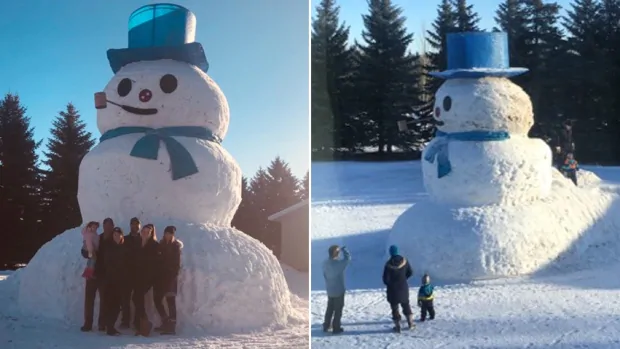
[107,42,209,74]
[429,67,528,79]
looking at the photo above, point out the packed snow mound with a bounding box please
[388,168,620,281]
[434,77,533,135]
[78,136,242,227]
[422,135,552,206]
[15,221,294,333]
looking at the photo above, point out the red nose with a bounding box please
[435,107,441,118]
[139,89,153,102]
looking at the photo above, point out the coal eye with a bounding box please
[160,74,178,94]
[443,96,452,111]
[117,78,132,97]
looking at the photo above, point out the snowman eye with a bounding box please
[117,78,132,97]
[443,96,452,112]
[160,74,178,94]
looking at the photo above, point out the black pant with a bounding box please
[420,300,435,321]
[567,171,578,186]
[121,283,136,326]
[389,301,412,321]
[323,294,345,330]
[83,278,105,327]
[104,283,122,330]
[153,287,177,321]
[132,284,153,324]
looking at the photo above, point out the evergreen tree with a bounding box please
[0,94,43,263]
[562,0,608,161]
[420,0,457,120]
[356,0,422,153]
[41,103,95,240]
[311,0,354,154]
[232,176,259,238]
[300,170,309,201]
[453,0,481,32]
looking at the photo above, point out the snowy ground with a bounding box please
[311,161,620,349]
[0,262,308,349]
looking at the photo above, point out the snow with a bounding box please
[422,135,552,205]
[433,77,533,135]
[1,261,309,348]
[78,135,241,227]
[311,160,620,348]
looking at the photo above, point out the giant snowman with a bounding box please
[15,4,295,333]
[388,32,620,281]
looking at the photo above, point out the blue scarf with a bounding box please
[424,130,510,178]
[99,126,221,180]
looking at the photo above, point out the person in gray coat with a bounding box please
[322,245,351,333]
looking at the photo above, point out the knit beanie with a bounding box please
[389,245,399,257]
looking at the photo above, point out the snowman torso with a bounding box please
[78,134,241,226]
[422,77,552,205]
[79,59,241,225]
[422,136,552,205]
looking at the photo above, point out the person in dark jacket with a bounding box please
[81,217,114,332]
[132,223,161,335]
[417,273,435,322]
[561,152,579,186]
[103,227,129,336]
[121,217,142,329]
[153,226,183,335]
[382,245,414,332]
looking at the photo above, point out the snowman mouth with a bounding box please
[107,100,158,115]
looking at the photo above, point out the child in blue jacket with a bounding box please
[417,273,435,321]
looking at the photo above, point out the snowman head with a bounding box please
[97,59,229,140]
[433,77,533,135]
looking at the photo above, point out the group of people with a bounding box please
[321,245,435,334]
[79,217,183,336]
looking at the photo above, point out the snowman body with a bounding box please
[79,59,241,225]
[422,77,553,205]
[78,134,241,226]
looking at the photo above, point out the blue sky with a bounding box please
[0,0,309,179]
[311,0,573,51]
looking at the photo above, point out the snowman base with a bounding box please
[14,221,294,334]
[388,169,620,281]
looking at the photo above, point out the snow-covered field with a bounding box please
[311,161,620,349]
[0,262,308,349]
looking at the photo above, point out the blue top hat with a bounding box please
[107,3,209,74]
[429,32,527,79]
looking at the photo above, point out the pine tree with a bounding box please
[247,167,276,250]
[356,0,422,153]
[300,170,309,201]
[420,0,457,120]
[311,0,354,154]
[562,0,608,161]
[453,0,481,32]
[232,176,259,238]
[0,93,43,263]
[41,103,95,240]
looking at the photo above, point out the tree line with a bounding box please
[311,0,620,163]
[0,93,308,266]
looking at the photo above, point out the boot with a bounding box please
[160,319,176,335]
[392,318,401,333]
[406,315,415,330]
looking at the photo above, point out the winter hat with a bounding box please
[422,273,430,284]
[130,217,141,224]
[328,245,340,259]
[164,226,177,235]
[389,245,399,257]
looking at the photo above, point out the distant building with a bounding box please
[268,199,309,272]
